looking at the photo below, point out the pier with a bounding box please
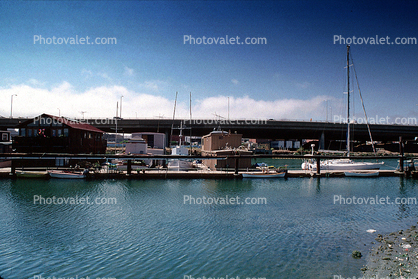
[1,153,415,179]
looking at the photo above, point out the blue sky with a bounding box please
[0,0,417,123]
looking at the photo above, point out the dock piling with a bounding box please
[127,159,132,175]
[316,157,320,175]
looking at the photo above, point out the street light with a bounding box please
[57,108,60,117]
[120,95,124,118]
[10,94,17,118]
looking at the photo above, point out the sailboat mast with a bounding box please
[346,45,351,156]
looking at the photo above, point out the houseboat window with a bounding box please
[58,129,62,136]
[63,128,69,137]
[37,129,46,137]
[52,129,56,137]
[88,133,92,139]
[28,129,32,137]
[84,132,87,138]
[28,119,38,127]
[2,134,8,141]
[40,117,50,127]
[21,128,26,137]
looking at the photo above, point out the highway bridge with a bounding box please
[1,117,417,144]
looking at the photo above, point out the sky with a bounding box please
[0,0,417,123]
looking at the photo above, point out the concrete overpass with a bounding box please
[1,117,417,144]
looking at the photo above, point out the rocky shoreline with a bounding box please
[361,224,418,278]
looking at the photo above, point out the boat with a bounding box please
[167,159,193,171]
[344,171,379,177]
[48,170,85,179]
[167,95,194,171]
[302,158,383,171]
[113,160,148,171]
[16,170,49,179]
[243,166,287,178]
[302,45,384,171]
[242,171,286,178]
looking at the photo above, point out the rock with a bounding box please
[352,250,362,258]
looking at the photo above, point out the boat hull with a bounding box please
[242,172,286,178]
[167,160,193,171]
[16,171,48,179]
[345,171,379,177]
[48,171,85,179]
[302,160,384,171]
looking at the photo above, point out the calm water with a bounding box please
[1,159,417,279]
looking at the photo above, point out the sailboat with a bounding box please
[167,92,194,171]
[302,45,384,171]
[167,121,194,171]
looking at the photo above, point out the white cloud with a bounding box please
[124,66,135,77]
[81,69,93,79]
[231,79,239,85]
[28,78,45,87]
[0,81,338,121]
[296,81,311,89]
[98,72,112,81]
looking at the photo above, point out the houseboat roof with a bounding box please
[17,113,105,133]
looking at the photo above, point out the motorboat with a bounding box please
[16,170,49,179]
[302,159,383,171]
[48,170,85,179]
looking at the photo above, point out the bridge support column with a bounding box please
[319,131,325,150]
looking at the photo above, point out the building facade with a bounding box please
[13,114,107,154]
[0,130,12,153]
[201,131,252,170]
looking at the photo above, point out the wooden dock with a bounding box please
[0,168,405,179]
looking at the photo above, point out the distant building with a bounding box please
[125,136,147,154]
[201,131,252,170]
[201,131,242,151]
[0,130,12,153]
[127,132,166,166]
[131,132,165,149]
[13,114,106,154]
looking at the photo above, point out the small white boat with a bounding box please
[16,170,48,179]
[167,159,193,171]
[344,171,379,177]
[48,170,85,179]
[302,159,384,171]
[242,172,286,178]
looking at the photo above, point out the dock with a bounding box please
[0,167,407,179]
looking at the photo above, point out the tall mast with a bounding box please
[346,45,351,156]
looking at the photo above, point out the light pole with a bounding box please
[57,108,61,117]
[120,95,123,118]
[10,94,17,118]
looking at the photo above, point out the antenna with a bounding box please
[79,111,87,120]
